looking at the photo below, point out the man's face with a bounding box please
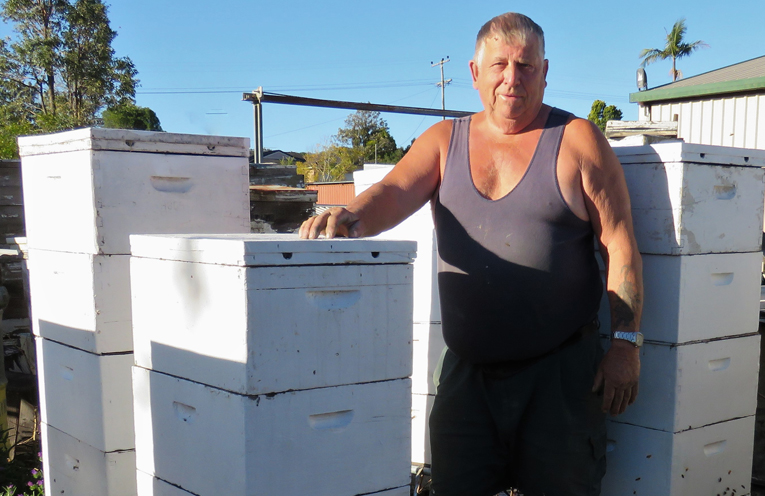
[470,33,548,124]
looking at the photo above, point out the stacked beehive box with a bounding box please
[18,128,250,496]
[130,234,415,495]
[599,142,765,496]
[353,166,442,468]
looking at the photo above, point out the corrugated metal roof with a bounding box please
[655,55,765,89]
[630,55,765,104]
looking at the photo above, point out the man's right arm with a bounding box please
[299,120,450,239]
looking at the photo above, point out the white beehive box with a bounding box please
[597,251,763,343]
[42,422,136,496]
[601,334,760,432]
[36,338,134,452]
[412,322,445,396]
[354,165,441,324]
[130,234,415,395]
[411,393,435,466]
[133,366,411,496]
[19,127,250,255]
[613,142,765,255]
[28,249,132,353]
[602,416,755,496]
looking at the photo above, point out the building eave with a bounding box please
[630,76,765,104]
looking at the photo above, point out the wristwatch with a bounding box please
[612,331,644,347]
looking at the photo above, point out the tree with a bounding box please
[335,110,402,166]
[588,100,623,133]
[0,0,142,158]
[639,18,708,82]
[102,102,162,131]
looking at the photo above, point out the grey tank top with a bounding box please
[434,108,602,364]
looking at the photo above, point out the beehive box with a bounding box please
[130,234,415,395]
[18,128,250,255]
[602,416,755,496]
[36,338,134,452]
[28,249,133,353]
[613,142,765,255]
[597,251,762,343]
[411,393,435,467]
[412,322,445,396]
[601,334,760,432]
[133,366,411,496]
[42,422,136,496]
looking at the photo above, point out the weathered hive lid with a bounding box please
[17,127,249,157]
[613,141,765,167]
[130,233,417,266]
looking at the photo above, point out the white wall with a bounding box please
[640,93,765,150]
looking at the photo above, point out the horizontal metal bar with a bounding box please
[243,92,473,118]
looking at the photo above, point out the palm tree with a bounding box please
[639,18,708,82]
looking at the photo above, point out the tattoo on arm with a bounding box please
[609,265,642,331]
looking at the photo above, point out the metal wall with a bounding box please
[641,93,765,150]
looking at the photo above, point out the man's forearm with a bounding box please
[605,249,643,333]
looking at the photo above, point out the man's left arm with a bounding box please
[574,119,643,416]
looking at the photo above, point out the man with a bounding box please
[300,12,642,496]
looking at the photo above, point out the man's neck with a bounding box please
[483,104,550,138]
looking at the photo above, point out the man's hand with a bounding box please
[299,207,363,239]
[592,340,640,416]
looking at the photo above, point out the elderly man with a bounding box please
[300,12,642,496]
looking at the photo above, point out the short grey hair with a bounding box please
[474,13,545,63]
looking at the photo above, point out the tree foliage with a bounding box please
[300,110,405,182]
[0,0,143,158]
[102,102,162,131]
[639,18,708,82]
[588,100,623,133]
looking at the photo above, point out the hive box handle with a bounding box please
[309,409,354,431]
[150,176,194,193]
[306,290,361,310]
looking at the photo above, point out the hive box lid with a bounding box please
[130,233,417,266]
[613,141,765,167]
[17,127,249,157]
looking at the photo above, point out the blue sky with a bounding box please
[2,0,764,154]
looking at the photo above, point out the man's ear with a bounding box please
[469,60,480,89]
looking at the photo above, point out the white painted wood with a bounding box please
[600,334,760,432]
[758,95,765,149]
[602,416,755,496]
[28,249,132,353]
[723,98,736,147]
[17,127,249,157]
[21,136,250,255]
[132,366,411,496]
[690,101,703,144]
[700,100,714,145]
[597,252,762,343]
[136,471,195,496]
[131,256,413,395]
[412,323,445,396]
[614,149,765,254]
[41,422,136,496]
[129,233,416,266]
[712,99,725,146]
[745,95,759,149]
[411,393,435,466]
[36,338,134,452]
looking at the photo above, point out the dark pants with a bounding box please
[429,329,607,496]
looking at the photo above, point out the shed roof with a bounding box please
[630,55,765,104]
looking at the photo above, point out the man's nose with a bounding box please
[502,65,520,86]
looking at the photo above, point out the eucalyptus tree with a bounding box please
[639,18,708,82]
